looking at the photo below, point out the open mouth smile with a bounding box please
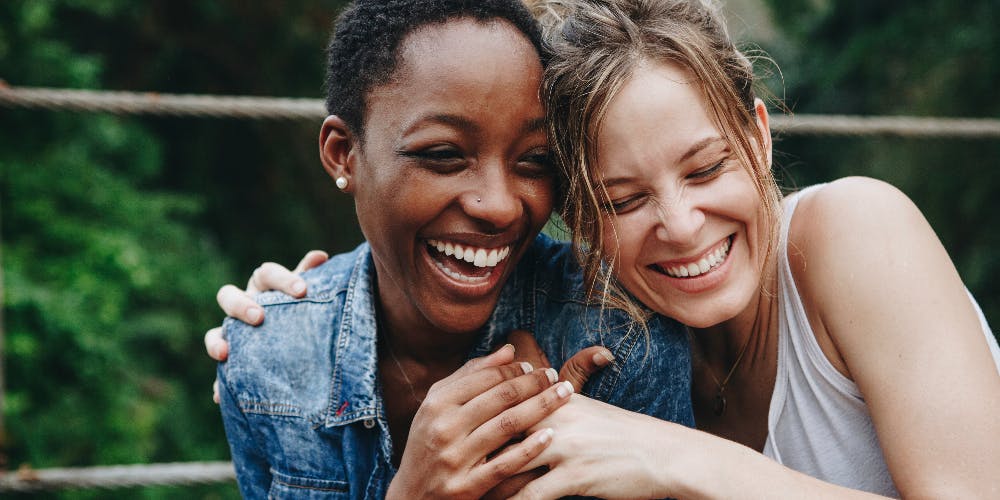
[426,238,513,283]
[652,235,733,279]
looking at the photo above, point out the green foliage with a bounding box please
[0,1,254,497]
[758,0,1000,339]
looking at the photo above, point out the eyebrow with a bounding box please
[402,114,546,138]
[408,113,481,134]
[679,136,726,163]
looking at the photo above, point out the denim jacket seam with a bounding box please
[269,469,349,492]
[238,400,303,418]
[593,322,643,399]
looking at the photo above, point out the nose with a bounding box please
[653,195,704,244]
[463,164,523,232]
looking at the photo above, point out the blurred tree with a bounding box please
[0,0,344,497]
[757,0,1000,339]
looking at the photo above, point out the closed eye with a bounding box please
[687,160,726,180]
[398,146,466,173]
[516,150,554,178]
[605,192,647,215]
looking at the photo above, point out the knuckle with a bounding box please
[497,413,520,435]
[488,457,512,481]
[537,391,556,412]
[495,382,521,404]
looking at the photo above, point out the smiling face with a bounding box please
[341,19,553,336]
[595,61,771,328]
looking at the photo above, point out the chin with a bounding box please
[428,303,498,336]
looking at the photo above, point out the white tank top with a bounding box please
[762,185,1000,497]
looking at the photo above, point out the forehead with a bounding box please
[364,18,545,136]
[392,18,541,92]
[597,61,720,169]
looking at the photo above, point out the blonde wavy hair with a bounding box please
[530,0,782,326]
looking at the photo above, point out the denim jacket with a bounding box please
[219,234,693,499]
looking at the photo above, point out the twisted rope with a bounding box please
[0,461,235,492]
[0,83,325,120]
[2,84,1000,138]
[769,114,1000,139]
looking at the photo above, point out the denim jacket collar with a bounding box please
[326,245,380,427]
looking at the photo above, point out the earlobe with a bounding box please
[319,115,358,194]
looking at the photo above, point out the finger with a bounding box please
[510,467,576,500]
[204,326,229,361]
[247,262,305,297]
[213,379,221,405]
[482,468,546,500]
[476,431,553,498]
[450,343,516,379]
[463,368,558,422]
[559,346,614,393]
[217,285,264,325]
[508,330,552,369]
[465,380,573,456]
[439,361,536,404]
[292,250,329,274]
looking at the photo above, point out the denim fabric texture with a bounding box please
[219,233,693,499]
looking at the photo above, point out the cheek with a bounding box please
[601,213,643,271]
[520,177,556,225]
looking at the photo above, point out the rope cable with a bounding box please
[2,84,1000,138]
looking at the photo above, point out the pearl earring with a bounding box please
[335,177,348,190]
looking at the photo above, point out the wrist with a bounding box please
[667,429,757,500]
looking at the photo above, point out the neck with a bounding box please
[374,273,480,368]
[690,267,779,377]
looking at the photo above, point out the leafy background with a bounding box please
[1,0,996,498]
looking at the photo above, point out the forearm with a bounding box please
[666,426,887,500]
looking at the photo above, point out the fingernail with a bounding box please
[593,350,615,366]
[246,307,262,323]
[292,281,306,295]
[545,367,558,384]
[538,428,554,444]
[556,380,574,398]
[520,361,534,374]
[501,343,515,354]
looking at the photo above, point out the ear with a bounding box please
[319,115,359,194]
[752,98,772,168]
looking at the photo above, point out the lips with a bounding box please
[651,235,733,279]
[426,238,513,284]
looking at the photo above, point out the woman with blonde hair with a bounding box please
[504,0,1000,497]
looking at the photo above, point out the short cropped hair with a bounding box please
[325,0,546,137]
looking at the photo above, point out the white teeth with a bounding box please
[697,259,710,274]
[433,258,492,283]
[686,263,700,276]
[426,239,513,270]
[661,237,732,279]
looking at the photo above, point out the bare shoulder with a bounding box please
[789,176,925,250]
[787,176,941,285]
[785,177,963,371]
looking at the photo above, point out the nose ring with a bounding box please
[476,197,481,203]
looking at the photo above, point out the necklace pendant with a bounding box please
[713,391,727,416]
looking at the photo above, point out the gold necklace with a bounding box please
[690,328,754,416]
[384,337,424,404]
